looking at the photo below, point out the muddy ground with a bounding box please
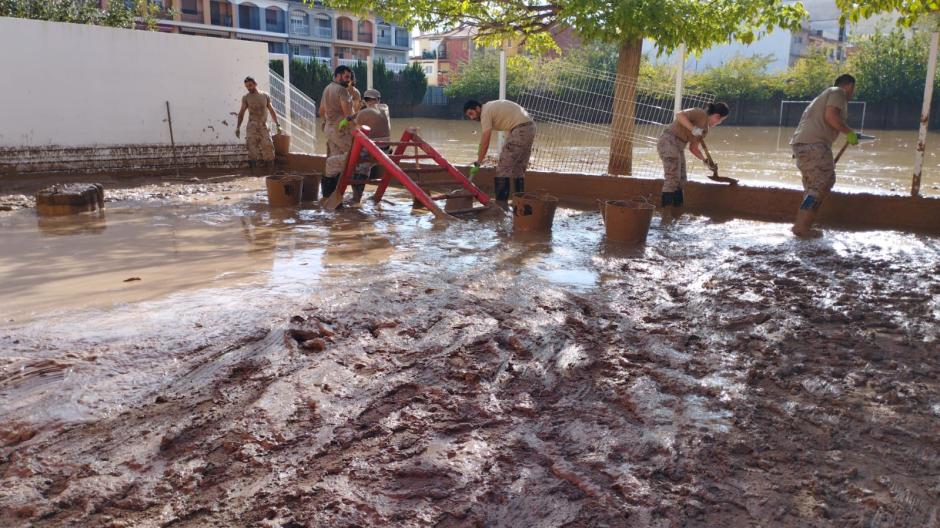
[1,177,939,527]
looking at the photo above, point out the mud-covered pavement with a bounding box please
[1,177,939,527]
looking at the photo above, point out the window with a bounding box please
[180,0,198,15]
[291,11,308,34]
[423,65,433,74]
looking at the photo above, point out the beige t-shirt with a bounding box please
[356,105,390,139]
[321,82,353,125]
[791,86,848,146]
[668,108,708,144]
[242,91,271,124]
[480,100,532,132]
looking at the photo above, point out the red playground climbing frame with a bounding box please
[322,127,490,218]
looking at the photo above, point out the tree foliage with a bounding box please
[835,0,940,29]
[779,51,839,99]
[316,0,805,55]
[443,52,531,100]
[0,0,168,30]
[848,29,936,102]
[686,55,782,100]
[444,29,940,104]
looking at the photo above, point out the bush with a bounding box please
[780,51,840,99]
[686,55,782,100]
[271,58,427,108]
[848,29,935,103]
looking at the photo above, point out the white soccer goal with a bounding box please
[516,61,716,177]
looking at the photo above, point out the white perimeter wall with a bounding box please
[0,17,269,148]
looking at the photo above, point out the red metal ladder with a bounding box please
[322,127,490,218]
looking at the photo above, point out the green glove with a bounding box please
[338,118,350,130]
[469,163,480,179]
[846,131,859,146]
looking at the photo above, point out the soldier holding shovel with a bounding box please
[656,102,731,213]
[790,74,863,237]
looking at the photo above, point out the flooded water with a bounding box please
[2,179,939,526]
[325,118,940,196]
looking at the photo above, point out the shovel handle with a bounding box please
[834,141,849,164]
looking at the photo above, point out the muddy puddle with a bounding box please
[1,177,939,527]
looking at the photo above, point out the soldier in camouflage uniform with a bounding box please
[789,74,859,237]
[236,76,278,168]
[464,99,536,202]
[657,102,730,210]
[320,66,356,199]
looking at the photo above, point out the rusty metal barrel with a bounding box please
[35,184,104,216]
[599,198,655,244]
[265,175,304,207]
[512,192,558,233]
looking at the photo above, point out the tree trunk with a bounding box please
[607,38,643,176]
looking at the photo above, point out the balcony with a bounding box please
[292,23,309,36]
[337,58,363,67]
[265,8,286,33]
[357,31,373,44]
[385,62,409,74]
[394,31,409,48]
[377,33,392,47]
[210,1,233,27]
[238,5,261,30]
[295,56,332,66]
[316,26,332,39]
[337,29,353,41]
[181,10,204,23]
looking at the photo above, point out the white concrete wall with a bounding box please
[0,16,269,148]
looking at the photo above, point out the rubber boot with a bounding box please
[513,177,525,195]
[792,208,821,238]
[320,175,339,200]
[494,176,511,202]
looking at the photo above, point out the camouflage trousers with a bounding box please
[325,123,354,177]
[498,122,536,180]
[657,130,687,193]
[792,143,836,210]
[246,121,275,162]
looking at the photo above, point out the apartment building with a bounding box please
[98,1,410,71]
[411,27,476,87]
[411,26,582,87]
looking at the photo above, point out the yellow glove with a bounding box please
[469,163,480,179]
[846,131,859,146]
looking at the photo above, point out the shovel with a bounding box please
[699,139,739,185]
[834,133,877,164]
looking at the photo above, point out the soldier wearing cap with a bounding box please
[350,89,392,202]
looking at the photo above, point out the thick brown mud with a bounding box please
[1,177,939,527]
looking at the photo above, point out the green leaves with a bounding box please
[0,0,168,30]
[317,0,806,53]
[848,29,937,102]
[835,0,940,28]
[283,58,428,108]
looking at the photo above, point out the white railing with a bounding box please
[294,55,332,66]
[337,58,363,67]
[384,62,409,73]
[268,69,318,154]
